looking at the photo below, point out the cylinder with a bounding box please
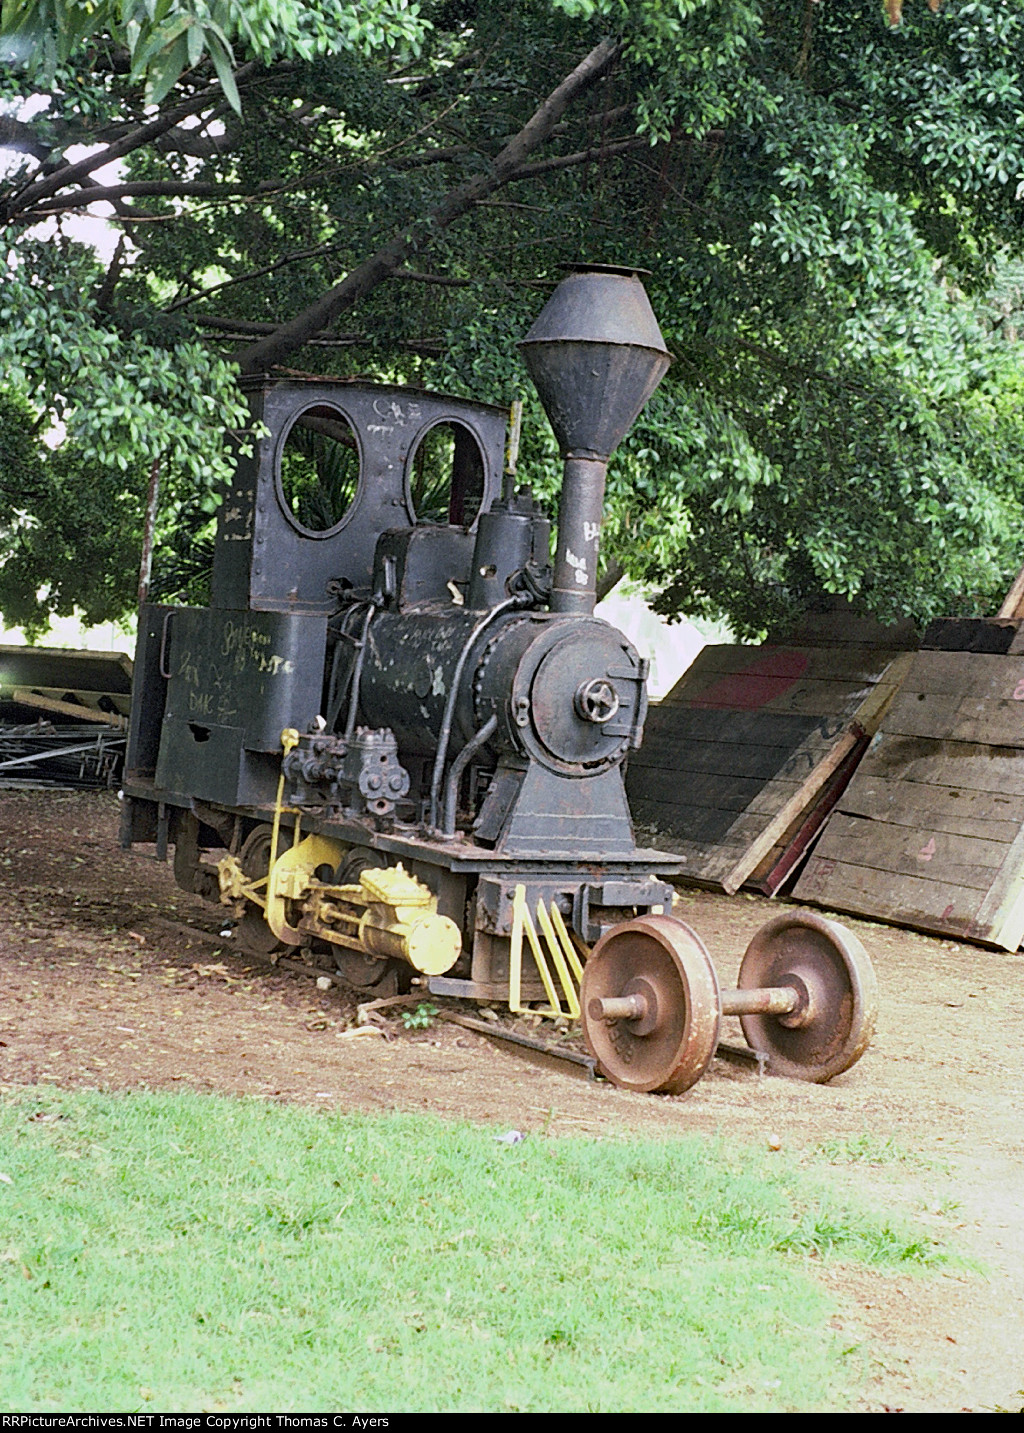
[358,907,462,975]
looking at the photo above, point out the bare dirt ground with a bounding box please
[1,788,1022,1413]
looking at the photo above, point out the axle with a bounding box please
[589,979,812,1028]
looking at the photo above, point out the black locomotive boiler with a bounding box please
[122,266,877,1094]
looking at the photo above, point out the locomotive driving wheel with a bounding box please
[235,824,287,956]
[735,913,878,1082]
[579,914,721,1094]
[330,846,411,996]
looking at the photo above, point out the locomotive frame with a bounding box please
[121,267,877,1095]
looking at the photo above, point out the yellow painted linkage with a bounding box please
[509,884,585,1019]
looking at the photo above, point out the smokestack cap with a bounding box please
[518,265,672,460]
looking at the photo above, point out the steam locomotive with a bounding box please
[121,267,877,1094]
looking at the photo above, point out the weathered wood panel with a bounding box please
[628,640,912,896]
[854,734,1024,795]
[745,738,873,895]
[810,812,1006,890]
[794,637,1024,948]
[795,856,991,940]
[839,775,1024,843]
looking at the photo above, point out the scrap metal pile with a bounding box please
[0,645,131,790]
[0,719,126,788]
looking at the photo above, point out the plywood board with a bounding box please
[628,642,912,895]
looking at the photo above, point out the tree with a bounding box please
[2,0,1024,637]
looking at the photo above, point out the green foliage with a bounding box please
[0,232,251,630]
[1,0,429,109]
[0,1087,946,1410]
[0,400,141,634]
[2,0,1024,632]
[400,1000,439,1028]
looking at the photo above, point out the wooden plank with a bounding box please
[716,728,866,895]
[631,744,856,840]
[997,559,1024,619]
[989,878,1024,950]
[962,815,1024,947]
[852,651,916,735]
[892,649,1024,697]
[838,775,1024,843]
[630,738,796,783]
[642,706,832,744]
[629,773,816,821]
[630,806,764,850]
[634,738,868,890]
[0,644,133,694]
[771,611,919,648]
[880,690,962,740]
[745,741,868,896]
[795,856,993,941]
[854,733,1024,796]
[664,645,907,699]
[633,741,818,783]
[633,640,911,896]
[791,646,1024,944]
[882,692,1024,747]
[637,721,851,770]
[922,617,1024,655]
[809,812,1006,891]
[9,689,128,728]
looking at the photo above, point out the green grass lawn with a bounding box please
[0,1087,942,1412]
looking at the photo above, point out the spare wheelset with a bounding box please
[580,910,878,1094]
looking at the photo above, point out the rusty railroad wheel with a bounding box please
[579,914,721,1094]
[737,912,878,1082]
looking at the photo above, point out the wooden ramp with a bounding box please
[794,619,1024,949]
[627,637,913,895]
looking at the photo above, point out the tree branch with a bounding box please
[199,315,445,355]
[168,241,344,311]
[27,176,283,219]
[0,116,53,162]
[507,133,650,180]
[1,64,259,223]
[238,36,623,375]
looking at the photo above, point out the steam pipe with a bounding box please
[427,593,524,833]
[442,714,498,836]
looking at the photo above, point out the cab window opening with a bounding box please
[408,421,485,527]
[278,405,361,534]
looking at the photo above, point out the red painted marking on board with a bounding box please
[941,903,955,920]
[1013,678,1024,701]
[689,650,810,711]
[917,837,936,862]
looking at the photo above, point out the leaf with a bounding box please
[186,16,202,68]
[206,30,240,114]
[142,31,190,106]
